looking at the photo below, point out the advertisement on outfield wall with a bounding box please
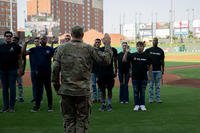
[122,24,135,39]
[193,28,200,37]
[194,28,200,34]
[174,28,189,36]
[156,22,170,29]
[156,29,170,38]
[193,20,200,28]
[139,30,152,37]
[139,23,152,30]
[174,20,189,28]
[192,20,200,38]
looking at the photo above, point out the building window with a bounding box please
[1,2,4,6]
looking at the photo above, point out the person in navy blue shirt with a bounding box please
[0,31,22,112]
[23,36,54,112]
[123,41,152,111]
[22,37,44,103]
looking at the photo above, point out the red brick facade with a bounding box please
[52,0,103,34]
[0,0,17,36]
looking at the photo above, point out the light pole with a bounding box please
[192,8,195,21]
[151,11,154,39]
[170,0,174,44]
[155,12,158,37]
[138,12,142,41]
[135,12,137,42]
[10,0,13,32]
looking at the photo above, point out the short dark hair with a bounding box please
[153,37,158,41]
[40,35,47,39]
[4,31,13,37]
[34,37,40,40]
[136,41,144,46]
[71,25,84,38]
[95,38,101,42]
[122,41,128,45]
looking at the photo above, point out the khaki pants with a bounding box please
[61,95,90,133]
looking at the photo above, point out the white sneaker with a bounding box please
[140,105,147,111]
[133,105,140,111]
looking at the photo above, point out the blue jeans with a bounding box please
[118,73,130,102]
[16,75,23,99]
[31,71,44,100]
[91,73,101,101]
[132,80,147,105]
[148,71,162,102]
[0,70,18,110]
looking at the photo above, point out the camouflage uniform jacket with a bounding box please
[52,40,113,96]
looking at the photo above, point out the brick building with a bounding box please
[27,0,51,21]
[53,0,103,34]
[0,0,17,36]
[27,0,104,34]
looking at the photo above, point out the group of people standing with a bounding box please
[0,25,164,133]
[0,31,71,113]
[91,37,165,112]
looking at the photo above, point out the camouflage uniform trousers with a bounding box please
[61,95,91,133]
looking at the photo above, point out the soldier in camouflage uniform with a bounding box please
[52,25,113,133]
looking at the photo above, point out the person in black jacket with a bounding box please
[145,37,165,103]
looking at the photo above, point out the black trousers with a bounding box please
[35,70,52,108]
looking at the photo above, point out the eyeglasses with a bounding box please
[5,35,12,38]
[95,41,101,43]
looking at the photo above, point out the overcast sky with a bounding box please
[18,0,200,33]
[104,0,200,33]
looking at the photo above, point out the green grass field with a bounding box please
[1,61,200,133]
[165,61,200,67]
[0,85,200,133]
[168,68,200,79]
[24,60,200,72]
